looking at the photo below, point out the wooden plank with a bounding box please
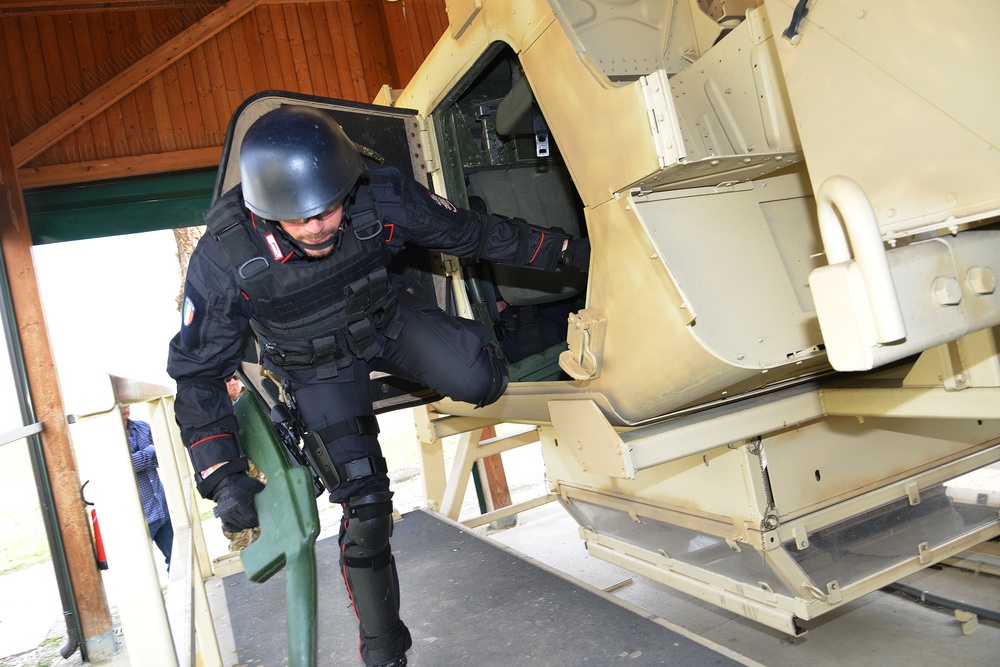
[376,0,408,90]
[102,11,136,158]
[216,18,253,112]
[461,494,557,530]
[281,3,312,92]
[34,13,83,165]
[17,146,222,187]
[478,426,513,513]
[296,2,324,96]
[0,19,20,137]
[970,541,1000,558]
[310,2,341,98]
[253,5,285,91]
[351,0,377,98]
[128,14,160,153]
[136,10,172,151]
[35,15,64,117]
[131,83,158,154]
[268,4,298,92]
[11,0,264,167]
[204,29,239,132]
[325,2,356,100]
[188,44,221,144]
[4,18,33,137]
[53,13,82,107]
[338,1,366,101]
[239,12,271,94]
[149,80,176,152]
[411,0,436,62]
[426,0,447,38]
[440,430,479,521]
[0,0,213,15]
[355,0,389,101]
[174,54,203,150]
[52,14,84,160]
[85,12,114,159]
[159,60,187,150]
[69,13,98,160]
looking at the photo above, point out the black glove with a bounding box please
[559,237,591,272]
[213,473,265,532]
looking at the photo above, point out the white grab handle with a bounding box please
[816,176,906,344]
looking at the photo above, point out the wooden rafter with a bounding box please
[0,1,223,15]
[10,0,264,168]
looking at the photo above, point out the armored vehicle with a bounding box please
[219,0,1000,635]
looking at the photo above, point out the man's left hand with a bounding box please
[213,473,265,532]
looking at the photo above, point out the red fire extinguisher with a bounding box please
[81,480,108,570]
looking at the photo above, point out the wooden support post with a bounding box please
[413,405,446,511]
[0,95,113,650]
[476,426,514,519]
[478,426,517,529]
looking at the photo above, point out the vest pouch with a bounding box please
[346,319,380,361]
[260,338,315,369]
[312,334,353,379]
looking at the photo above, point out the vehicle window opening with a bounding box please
[433,44,589,383]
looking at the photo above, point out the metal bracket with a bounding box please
[439,253,461,277]
[918,541,932,564]
[826,580,842,605]
[549,399,635,479]
[448,0,482,40]
[792,525,809,550]
[558,309,608,380]
[905,482,921,506]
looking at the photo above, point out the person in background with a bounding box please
[123,404,173,570]
[226,374,245,402]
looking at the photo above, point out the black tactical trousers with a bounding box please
[282,293,496,665]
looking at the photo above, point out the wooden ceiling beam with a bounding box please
[0,0,346,16]
[17,146,223,189]
[0,1,222,15]
[10,0,264,168]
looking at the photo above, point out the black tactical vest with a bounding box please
[207,184,401,378]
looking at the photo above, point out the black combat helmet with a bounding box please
[239,105,365,221]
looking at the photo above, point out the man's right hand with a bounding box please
[213,473,266,532]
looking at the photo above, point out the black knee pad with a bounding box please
[345,491,394,553]
[476,342,509,408]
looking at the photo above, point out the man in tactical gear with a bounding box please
[167,104,589,667]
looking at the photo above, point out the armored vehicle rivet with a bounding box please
[932,276,962,305]
[967,266,996,295]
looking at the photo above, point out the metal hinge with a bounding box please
[639,70,683,168]
[415,117,438,176]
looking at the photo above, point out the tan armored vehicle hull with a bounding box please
[221,0,1000,635]
[399,0,1000,635]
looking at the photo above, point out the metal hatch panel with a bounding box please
[215,91,441,414]
[214,91,426,200]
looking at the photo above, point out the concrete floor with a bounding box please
[488,501,1000,667]
[5,431,998,667]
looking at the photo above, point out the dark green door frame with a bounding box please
[23,169,217,245]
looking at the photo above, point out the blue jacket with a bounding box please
[127,419,169,524]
